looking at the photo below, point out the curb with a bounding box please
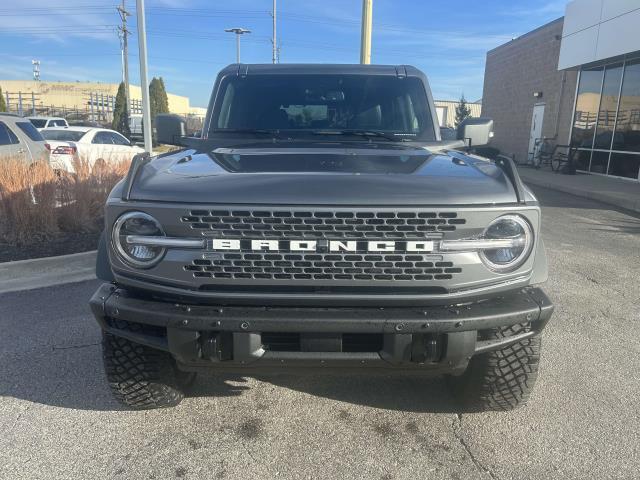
[0,250,97,295]
[519,172,640,214]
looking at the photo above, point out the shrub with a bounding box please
[0,155,130,247]
[56,157,129,232]
[0,157,58,245]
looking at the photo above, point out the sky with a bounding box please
[0,0,567,108]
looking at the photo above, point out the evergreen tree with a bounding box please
[148,77,170,146]
[0,87,6,112]
[149,77,169,120]
[455,94,472,127]
[111,82,131,138]
[149,77,159,119]
[157,77,169,113]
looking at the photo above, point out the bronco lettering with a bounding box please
[207,239,435,252]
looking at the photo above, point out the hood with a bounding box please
[129,142,517,206]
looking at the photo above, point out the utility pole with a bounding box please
[136,0,153,152]
[117,0,131,114]
[359,0,373,64]
[271,0,277,64]
[224,27,251,63]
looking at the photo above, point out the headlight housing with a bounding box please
[479,215,534,272]
[112,211,166,268]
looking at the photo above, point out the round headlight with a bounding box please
[112,211,165,268]
[479,215,534,272]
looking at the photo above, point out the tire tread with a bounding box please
[102,320,189,409]
[450,323,541,411]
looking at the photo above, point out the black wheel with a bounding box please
[102,325,195,410]
[448,323,541,412]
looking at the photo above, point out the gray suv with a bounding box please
[90,64,553,411]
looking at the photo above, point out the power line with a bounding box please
[0,24,117,30]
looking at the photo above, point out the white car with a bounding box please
[28,116,69,131]
[41,127,144,173]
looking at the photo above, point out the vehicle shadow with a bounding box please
[0,349,252,412]
[189,373,464,414]
[2,352,463,413]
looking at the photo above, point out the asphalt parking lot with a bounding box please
[1,186,639,480]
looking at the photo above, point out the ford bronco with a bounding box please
[90,64,553,410]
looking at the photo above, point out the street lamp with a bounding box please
[224,27,251,63]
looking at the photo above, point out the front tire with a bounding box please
[448,324,541,411]
[102,329,195,410]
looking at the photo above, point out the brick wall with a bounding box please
[481,18,578,163]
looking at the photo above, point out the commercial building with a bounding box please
[482,0,640,181]
[0,80,206,119]
[433,99,482,128]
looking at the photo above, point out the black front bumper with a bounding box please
[90,283,553,374]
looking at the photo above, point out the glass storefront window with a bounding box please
[608,153,640,179]
[613,59,640,153]
[571,67,604,149]
[593,64,623,151]
[574,150,592,171]
[589,151,610,174]
[570,58,640,180]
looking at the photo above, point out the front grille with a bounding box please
[181,209,466,239]
[184,252,462,282]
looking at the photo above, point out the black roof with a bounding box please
[219,63,424,77]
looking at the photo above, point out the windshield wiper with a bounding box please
[312,129,403,142]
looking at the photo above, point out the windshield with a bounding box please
[29,119,47,128]
[211,74,435,141]
[41,130,87,142]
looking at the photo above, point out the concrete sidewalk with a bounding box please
[518,167,640,214]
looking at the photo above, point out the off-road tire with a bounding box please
[102,326,195,410]
[448,323,541,411]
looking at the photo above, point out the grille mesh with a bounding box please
[181,209,466,239]
[184,252,462,282]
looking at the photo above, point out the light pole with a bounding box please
[224,27,251,63]
[271,0,277,64]
[136,0,153,153]
[360,0,373,64]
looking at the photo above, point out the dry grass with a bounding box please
[0,155,130,246]
[0,158,58,244]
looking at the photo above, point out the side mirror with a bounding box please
[155,113,186,146]
[457,117,494,147]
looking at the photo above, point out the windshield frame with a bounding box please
[206,73,438,142]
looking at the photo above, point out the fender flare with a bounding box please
[96,230,115,282]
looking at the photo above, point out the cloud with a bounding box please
[376,28,512,53]
[0,0,119,42]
